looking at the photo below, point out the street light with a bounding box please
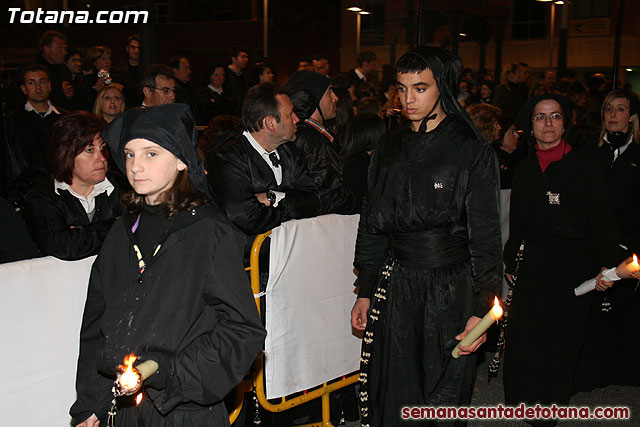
[346,6,371,55]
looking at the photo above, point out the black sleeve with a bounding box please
[465,143,503,316]
[70,255,116,423]
[23,190,115,260]
[279,145,320,220]
[209,154,286,234]
[503,161,527,275]
[150,229,266,413]
[353,148,389,299]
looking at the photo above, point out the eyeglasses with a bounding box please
[150,86,177,94]
[532,113,563,122]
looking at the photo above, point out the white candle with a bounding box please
[117,354,158,395]
[451,297,503,358]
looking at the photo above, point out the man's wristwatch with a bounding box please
[266,190,276,206]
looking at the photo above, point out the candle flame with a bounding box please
[492,297,503,319]
[118,353,140,391]
[135,393,143,405]
[634,254,638,265]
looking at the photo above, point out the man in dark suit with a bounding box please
[208,83,319,240]
[346,51,377,85]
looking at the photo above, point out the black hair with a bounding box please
[356,51,377,67]
[342,113,386,157]
[202,63,226,86]
[167,55,185,70]
[21,63,49,84]
[229,47,248,62]
[395,52,429,75]
[241,83,289,133]
[126,34,140,46]
[141,64,175,89]
[64,47,81,63]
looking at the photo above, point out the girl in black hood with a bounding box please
[70,104,265,427]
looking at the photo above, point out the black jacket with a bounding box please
[589,141,640,254]
[223,67,246,116]
[295,121,356,215]
[70,202,266,424]
[4,106,63,205]
[23,178,123,260]
[196,86,234,125]
[175,80,202,124]
[208,135,319,236]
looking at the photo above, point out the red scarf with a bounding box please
[535,140,571,173]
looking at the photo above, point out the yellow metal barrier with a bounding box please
[228,231,359,426]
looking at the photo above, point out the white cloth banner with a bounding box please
[0,256,94,426]
[265,214,361,399]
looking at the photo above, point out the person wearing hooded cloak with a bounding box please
[70,104,265,426]
[350,47,502,426]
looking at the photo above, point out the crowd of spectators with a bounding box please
[1,30,639,425]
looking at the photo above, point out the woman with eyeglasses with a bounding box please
[574,90,640,391]
[502,94,620,424]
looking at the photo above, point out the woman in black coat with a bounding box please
[575,89,640,390]
[23,111,123,260]
[503,94,620,423]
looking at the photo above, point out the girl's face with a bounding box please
[260,67,274,83]
[124,138,186,205]
[101,88,124,121]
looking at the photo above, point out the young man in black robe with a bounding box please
[350,46,503,426]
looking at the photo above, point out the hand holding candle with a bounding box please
[452,297,503,358]
[574,254,640,296]
[116,353,159,396]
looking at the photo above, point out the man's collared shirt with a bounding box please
[25,100,60,118]
[355,68,366,81]
[207,84,223,95]
[244,130,285,206]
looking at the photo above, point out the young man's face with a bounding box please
[397,68,444,130]
[21,70,51,103]
[318,87,338,121]
[173,57,191,83]
[232,52,249,69]
[126,40,140,61]
[313,58,329,76]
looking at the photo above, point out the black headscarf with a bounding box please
[101,103,210,197]
[516,93,575,147]
[394,46,487,142]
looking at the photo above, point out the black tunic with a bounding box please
[70,202,266,426]
[503,149,620,407]
[354,115,502,426]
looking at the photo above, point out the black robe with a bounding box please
[70,203,266,425]
[23,178,123,260]
[196,86,234,125]
[503,148,620,408]
[355,115,502,426]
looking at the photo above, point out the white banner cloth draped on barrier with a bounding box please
[264,214,361,399]
[0,255,95,426]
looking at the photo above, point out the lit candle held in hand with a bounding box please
[620,254,640,278]
[116,353,159,396]
[451,297,503,358]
